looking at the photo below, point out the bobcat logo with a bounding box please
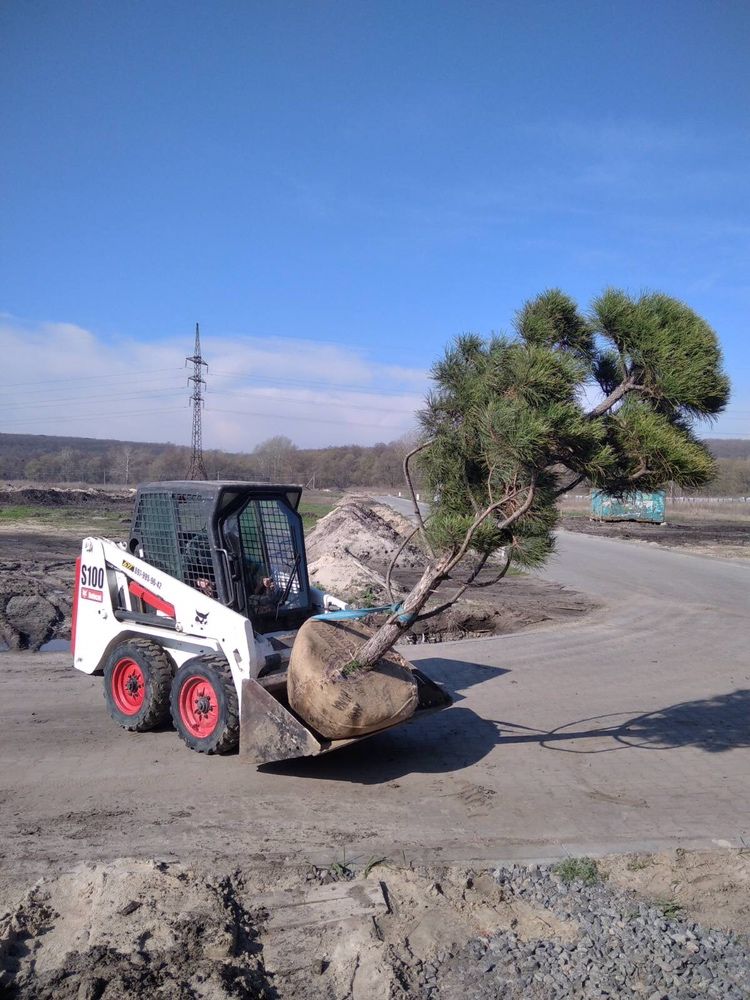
[195,610,209,625]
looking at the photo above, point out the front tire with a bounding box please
[103,639,173,732]
[170,655,239,754]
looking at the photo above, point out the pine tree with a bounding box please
[348,289,730,673]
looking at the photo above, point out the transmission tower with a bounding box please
[185,323,208,480]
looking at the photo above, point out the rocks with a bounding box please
[406,862,750,1000]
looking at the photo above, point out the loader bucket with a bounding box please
[239,667,452,765]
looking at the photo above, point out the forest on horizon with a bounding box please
[1,431,749,496]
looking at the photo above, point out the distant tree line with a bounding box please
[0,432,416,490]
[0,431,746,495]
[705,457,750,496]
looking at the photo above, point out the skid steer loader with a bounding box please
[72,482,450,763]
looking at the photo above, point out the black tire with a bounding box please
[103,638,173,733]
[170,655,240,755]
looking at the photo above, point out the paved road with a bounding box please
[1,527,748,881]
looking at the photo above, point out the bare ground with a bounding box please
[2,850,748,999]
[560,511,750,560]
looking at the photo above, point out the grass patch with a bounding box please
[0,504,126,535]
[299,501,335,531]
[626,854,655,872]
[352,586,382,607]
[328,860,353,880]
[363,856,389,878]
[553,856,602,886]
[341,659,363,678]
[656,899,684,919]
[0,505,50,521]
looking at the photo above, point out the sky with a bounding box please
[1,0,748,451]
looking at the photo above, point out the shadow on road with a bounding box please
[261,658,510,783]
[493,688,750,754]
[409,657,510,699]
[261,706,501,783]
[261,688,749,783]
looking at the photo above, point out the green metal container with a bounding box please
[591,490,666,523]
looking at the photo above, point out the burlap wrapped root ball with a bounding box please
[287,618,418,740]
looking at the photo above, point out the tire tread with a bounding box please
[104,638,173,733]
[171,654,239,755]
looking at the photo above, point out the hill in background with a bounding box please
[0,432,748,494]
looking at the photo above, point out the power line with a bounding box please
[4,385,419,416]
[5,368,178,389]
[0,408,187,428]
[209,406,409,430]
[4,389,187,411]
[211,369,425,398]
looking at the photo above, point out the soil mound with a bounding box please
[0,859,269,999]
[0,486,132,508]
[306,495,426,601]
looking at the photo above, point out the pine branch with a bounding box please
[553,473,586,498]
[403,438,436,556]
[586,376,636,419]
[414,547,513,622]
[445,476,537,575]
[414,551,490,622]
[469,549,513,588]
[384,517,434,604]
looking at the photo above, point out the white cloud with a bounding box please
[0,316,428,450]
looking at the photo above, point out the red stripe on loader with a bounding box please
[71,556,81,656]
[128,581,176,618]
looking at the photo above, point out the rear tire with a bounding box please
[170,655,239,755]
[103,638,173,732]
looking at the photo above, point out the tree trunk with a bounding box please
[345,554,452,674]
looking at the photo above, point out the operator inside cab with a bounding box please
[246,562,281,610]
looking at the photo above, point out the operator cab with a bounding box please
[128,481,314,632]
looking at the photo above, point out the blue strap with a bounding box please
[311,602,415,625]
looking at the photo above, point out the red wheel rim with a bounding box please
[178,675,219,738]
[111,658,146,715]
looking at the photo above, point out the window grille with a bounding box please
[237,499,302,612]
[132,491,217,598]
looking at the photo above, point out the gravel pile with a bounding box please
[411,863,750,999]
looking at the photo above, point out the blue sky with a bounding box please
[1,1,748,449]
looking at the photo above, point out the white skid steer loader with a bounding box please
[72,482,450,763]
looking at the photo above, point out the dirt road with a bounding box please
[2,525,749,998]
[1,530,748,891]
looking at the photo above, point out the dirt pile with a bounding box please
[0,859,579,1000]
[0,487,133,508]
[306,495,426,601]
[0,859,269,999]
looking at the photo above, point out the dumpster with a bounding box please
[591,490,666,523]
